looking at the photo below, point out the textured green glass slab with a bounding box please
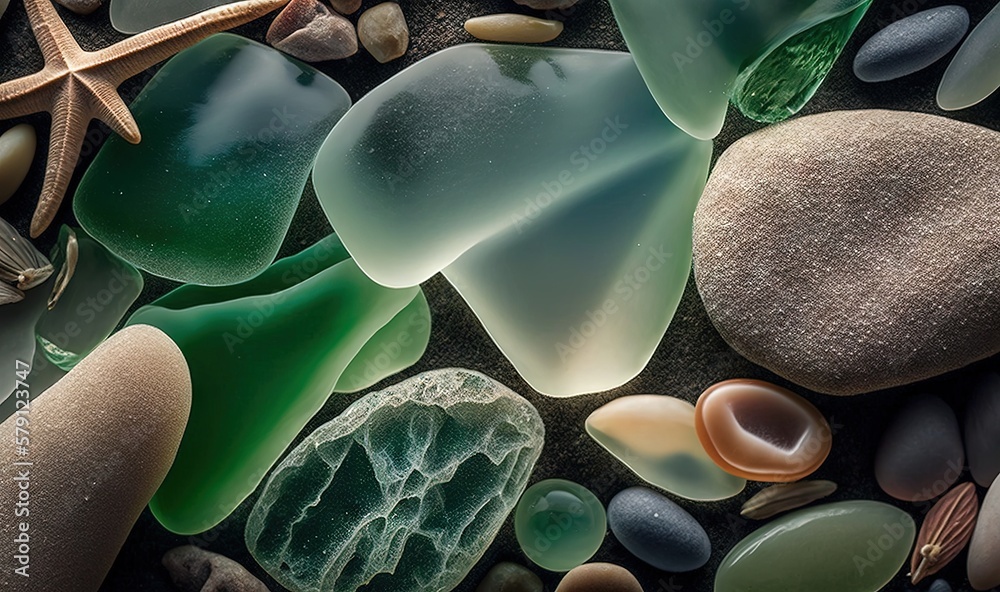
[608,0,872,138]
[74,33,352,286]
[314,44,712,397]
[35,226,143,371]
[715,501,915,592]
[515,479,607,572]
[110,0,236,33]
[245,368,544,592]
[127,234,431,534]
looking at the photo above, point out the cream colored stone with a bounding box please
[358,2,408,63]
[0,124,36,205]
[464,14,563,43]
[0,325,191,591]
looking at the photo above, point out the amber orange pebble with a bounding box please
[694,379,831,482]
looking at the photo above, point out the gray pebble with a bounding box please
[854,6,969,82]
[54,0,102,14]
[928,579,952,592]
[514,0,579,10]
[607,486,710,572]
[163,546,269,592]
[966,373,1000,487]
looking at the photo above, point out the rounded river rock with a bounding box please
[607,486,710,572]
[693,110,1000,396]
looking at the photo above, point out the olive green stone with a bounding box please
[74,34,351,286]
[715,500,915,592]
[127,234,430,534]
[515,479,607,572]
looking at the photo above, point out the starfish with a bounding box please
[0,0,289,237]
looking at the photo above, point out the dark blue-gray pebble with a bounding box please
[607,486,710,572]
[854,6,969,82]
[928,579,952,592]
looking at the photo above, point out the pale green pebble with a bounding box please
[515,479,607,572]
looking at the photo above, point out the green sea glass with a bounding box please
[127,234,431,534]
[585,395,745,501]
[1,282,53,405]
[74,34,352,286]
[515,479,607,572]
[313,44,712,397]
[35,226,143,371]
[110,0,236,33]
[245,368,545,592]
[608,0,872,139]
[715,501,915,592]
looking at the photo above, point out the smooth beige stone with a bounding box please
[0,325,191,591]
[0,124,36,205]
[556,563,643,592]
[358,2,408,63]
[586,395,745,501]
[695,379,832,482]
[54,0,102,14]
[969,473,1000,590]
[464,14,563,43]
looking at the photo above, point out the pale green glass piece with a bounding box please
[938,1,1000,110]
[608,0,872,138]
[715,501,915,592]
[74,34,352,286]
[586,395,745,501]
[514,479,606,572]
[245,368,545,592]
[35,226,143,371]
[127,234,431,534]
[110,0,236,33]
[313,44,712,397]
[1,279,52,405]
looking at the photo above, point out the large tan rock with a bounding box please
[693,109,1000,395]
[0,325,191,591]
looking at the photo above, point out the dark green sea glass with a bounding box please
[74,33,352,286]
[127,234,431,534]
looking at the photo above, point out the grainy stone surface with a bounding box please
[555,563,643,592]
[607,487,710,572]
[54,0,102,15]
[162,546,269,592]
[854,6,969,82]
[357,2,408,63]
[694,109,1000,396]
[266,0,357,61]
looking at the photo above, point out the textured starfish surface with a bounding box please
[0,0,289,237]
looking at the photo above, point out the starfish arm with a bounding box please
[82,76,141,143]
[0,71,57,120]
[23,0,81,68]
[30,83,91,238]
[92,0,289,84]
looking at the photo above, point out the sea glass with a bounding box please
[585,395,745,501]
[1,278,52,405]
[35,226,143,371]
[110,0,236,33]
[608,0,872,139]
[127,234,431,534]
[695,379,832,482]
[246,369,544,592]
[515,479,607,572]
[313,44,712,397]
[74,34,352,286]
[715,501,915,592]
[938,1,1000,110]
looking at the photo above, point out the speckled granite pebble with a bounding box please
[694,110,1000,396]
[854,6,969,82]
[162,546,269,592]
[266,0,357,61]
[607,486,710,572]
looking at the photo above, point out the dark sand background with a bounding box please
[2,0,999,590]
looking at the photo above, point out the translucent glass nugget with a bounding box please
[74,34,352,286]
[35,226,143,370]
[715,501,915,592]
[245,369,544,592]
[515,479,607,572]
[313,44,712,397]
[608,0,872,138]
[938,1,1000,110]
[585,395,745,501]
[128,234,431,534]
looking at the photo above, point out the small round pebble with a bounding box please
[0,123,36,205]
[330,0,360,15]
[358,2,409,64]
[163,545,269,592]
[476,562,543,592]
[465,14,563,43]
[515,479,607,572]
[555,563,643,592]
[266,0,358,62]
[514,0,579,10]
[928,579,953,592]
[608,486,710,572]
[854,6,969,82]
